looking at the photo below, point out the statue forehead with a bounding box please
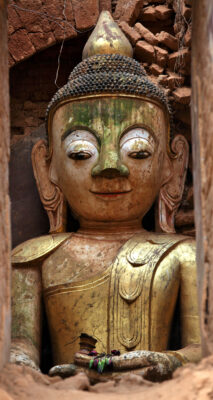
[51,96,168,142]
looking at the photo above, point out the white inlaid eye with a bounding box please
[120,128,155,160]
[63,130,99,161]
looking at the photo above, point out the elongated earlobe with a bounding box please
[158,135,189,233]
[32,139,66,233]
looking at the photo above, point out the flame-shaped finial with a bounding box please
[82,11,133,60]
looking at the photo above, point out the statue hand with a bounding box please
[116,350,182,381]
[75,350,183,380]
[10,349,40,371]
[112,350,182,371]
[49,363,77,378]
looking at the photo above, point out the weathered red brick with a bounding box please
[99,0,111,12]
[64,0,78,36]
[184,27,191,47]
[135,22,158,45]
[28,32,55,51]
[183,5,191,20]
[119,21,140,45]
[168,48,190,72]
[8,53,15,67]
[149,63,164,75]
[135,40,155,63]
[8,4,22,35]
[147,0,165,3]
[24,116,38,126]
[155,5,173,20]
[11,0,79,49]
[156,31,178,51]
[141,6,157,21]
[14,0,51,34]
[173,87,191,104]
[44,0,76,40]
[8,29,36,62]
[157,71,184,89]
[114,0,143,24]
[166,72,184,89]
[157,74,168,87]
[154,46,168,67]
[72,0,99,30]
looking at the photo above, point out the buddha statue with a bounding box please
[10,11,201,382]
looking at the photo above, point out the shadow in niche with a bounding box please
[142,203,155,232]
[10,125,49,249]
[10,34,89,248]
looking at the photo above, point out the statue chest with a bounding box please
[42,233,183,364]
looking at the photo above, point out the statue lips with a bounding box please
[90,180,132,200]
[89,189,132,200]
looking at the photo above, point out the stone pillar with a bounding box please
[0,0,11,368]
[191,1,213,356]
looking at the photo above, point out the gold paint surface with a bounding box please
[82,11,133,60]
[44,269,110,364]
[11,263,42,368]
[39,232,200,364]
[12,233,71,264]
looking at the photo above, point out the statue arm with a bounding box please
[10,233,71,371]
[170,239,201,364]
[10,262,42,370]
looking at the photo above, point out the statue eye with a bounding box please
[68,151,92,160]
[129,150,151,159]
[64,139,98,161]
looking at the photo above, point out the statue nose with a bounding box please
[92,146,129,178]
[92,164,129,178]
[98,168,124,179]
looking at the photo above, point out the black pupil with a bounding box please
[76,153,86,160]
[133,151,148,159]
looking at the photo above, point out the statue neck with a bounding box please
[78,218,144,236]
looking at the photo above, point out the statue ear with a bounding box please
[31,139,66,233]
[158,135,189,233]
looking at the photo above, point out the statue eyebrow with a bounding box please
[120,125,157,144]
[61,126,101,145]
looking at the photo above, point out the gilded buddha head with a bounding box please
[32,11,188,235]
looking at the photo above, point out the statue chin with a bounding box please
[10,11,201,382]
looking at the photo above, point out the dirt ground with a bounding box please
[0,356,213,400]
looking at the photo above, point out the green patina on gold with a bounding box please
[58,97,165,174]
[61,97,162,142]
[11,267,41,349]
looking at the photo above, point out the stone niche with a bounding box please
[3,1,213,399]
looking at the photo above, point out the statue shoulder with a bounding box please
[171,235,196,265]
[126,231,192,248]
[11,233,71,264]
[124,231,194,266]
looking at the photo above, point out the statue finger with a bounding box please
[139,364,173,382]
[74,352,92,367]
[49,364,77,378]
[112,351,153,371]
